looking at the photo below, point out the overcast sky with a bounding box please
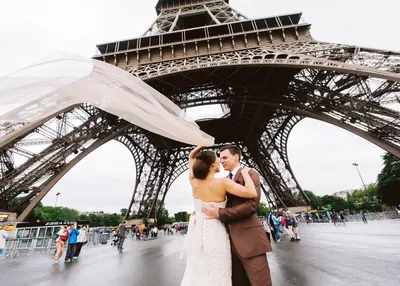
[0,0,398,215]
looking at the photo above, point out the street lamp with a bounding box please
[352,163,367,191]
[55,192,61,208]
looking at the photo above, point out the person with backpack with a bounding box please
[283,209,296,242]
[267,211,276,242]
[53,226,68,264]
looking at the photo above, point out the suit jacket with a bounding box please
[218,168,272,259]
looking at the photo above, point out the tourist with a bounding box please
[339,211,346,226]
[292,214,301,241]
[0,225,9,259]
[74,225,87,259]
[267,211,276,241]
[272,212,281,242]
[65,224,79,263]
[53,226,68,264]
[360,210,368,223]
[283,210,296,242]
[262,219,272,242]
[117,221,127,250]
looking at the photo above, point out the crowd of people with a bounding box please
[53,224,88,264]
[262,209,301,243]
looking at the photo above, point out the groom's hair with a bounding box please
[220,145,241,161]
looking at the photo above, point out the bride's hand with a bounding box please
[241,167,252,175]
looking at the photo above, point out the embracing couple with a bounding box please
[181,145,272,286]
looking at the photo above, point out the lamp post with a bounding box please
[55,192,61,208]
[352,163,367,191]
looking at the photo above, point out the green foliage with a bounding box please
[257,202,270,217]
[349,184,382,211]
[377,153,400,205]
[319,195,348,211]
[304,190,321,209]
[304,191,348,211]
[156,204,175,227]
[19,203,123,227]
[81,212,122,227]
[377,153,400,189]
[142,217,149,226]
[120,208,128,217]
[174,211,189,222]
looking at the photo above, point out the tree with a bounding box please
[156,204,171,227]
[346,193,356,211]
[120,208,128,217]
[174,211,189,222]
[349,184,382,212]
[320,195,348,211]
[377,152,400,205]
[257,202,270,217]
[303,190,321,209]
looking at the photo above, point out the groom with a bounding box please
[202,145,272,286]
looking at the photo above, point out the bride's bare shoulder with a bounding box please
[214,177,228,186]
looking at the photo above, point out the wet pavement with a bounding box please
[1,220,399,286]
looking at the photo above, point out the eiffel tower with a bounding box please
[1,0,399,221]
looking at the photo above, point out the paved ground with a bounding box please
[1,220,400,286]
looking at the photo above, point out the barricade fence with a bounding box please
[298,211,399,223]
[2,232,110,260]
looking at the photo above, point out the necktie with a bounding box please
[228,172,233,180]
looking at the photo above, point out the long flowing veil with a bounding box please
[0,52,214,146]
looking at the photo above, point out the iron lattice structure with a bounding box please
[1,0,400,221]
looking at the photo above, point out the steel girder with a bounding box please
[116,130,192,219]
[2,1,400,221]
[144,0,245,36]
[0,105,132,221]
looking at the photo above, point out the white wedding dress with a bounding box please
[181,198,232,286]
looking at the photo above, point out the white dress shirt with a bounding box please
[229,166,241,180]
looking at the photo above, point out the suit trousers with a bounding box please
[231,241,272,286]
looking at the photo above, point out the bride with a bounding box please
[180,146,257,286]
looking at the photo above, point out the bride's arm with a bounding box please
[188,145,204,180]
[222,168,257,198]
[218,170,260,223]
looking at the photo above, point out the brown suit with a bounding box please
[219,168,272,286]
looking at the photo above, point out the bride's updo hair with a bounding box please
[193,150,217,180]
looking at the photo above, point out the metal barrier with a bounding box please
[298,211,399,224]
[3,237,55,259]
[2,233,110,260]
[346,211,399,222]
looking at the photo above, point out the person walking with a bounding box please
[0,225,9,259]
[267,211,276,242]
[74,225,87,259]
[360,210,368,223]
[272,212,281,242]
[292,214,301,241]
[53,226,68,264]
[339,211,346,226]
[118,221,127,250]
[262,219,272,242]
[283,210,296,242]
[65,224,79,263]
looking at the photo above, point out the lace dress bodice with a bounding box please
[181,198,232,286]
[193,198,227,218]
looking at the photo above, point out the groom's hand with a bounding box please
[201,204,219,219]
